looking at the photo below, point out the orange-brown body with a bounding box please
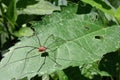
[38,46,46,52]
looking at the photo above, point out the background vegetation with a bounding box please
[0,0,120,80]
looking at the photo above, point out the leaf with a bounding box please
[6,0,17,29]
[81,62,111,79]
[53,70,69,80]
[16,0,39,9]
[99,51,120,77]
[18,0,60,15]
[63,67,89,80]
[14,27,34,37]
[58,71,69,80]
[114,7,120,23]
[58,0,67,6]
[0,3,120,80]
[81,0,114,15]
[81,0,120,24]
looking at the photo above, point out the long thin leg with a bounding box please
[48,48,62,67]
[48,56,61,67]
[37,57,46,72]
[50,55,82,62]
[46,36,65,50]
[15,46,38,49]
[21,48,36,74]
[48,47,82,63]
[5,53,41,66]
[43,34,54,46]
[37,55,61,73]
[34,31,42,46]
[0,46,37,69]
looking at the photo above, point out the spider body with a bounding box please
[38,46,47,52]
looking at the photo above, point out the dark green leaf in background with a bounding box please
[17,0,60,15]
[99,51,120,80]
[6,0,17,30]
[81,62,110,79]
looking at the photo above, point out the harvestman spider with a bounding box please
[0,31,61,74]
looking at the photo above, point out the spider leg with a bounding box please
[5,53,41,66]
[34,32,42,46]
[45,37,66,67]
[48,56,61,67]
[43,34,55,46]
[37,51,61,72]
[48,46,82,63]
[37,57,46,72]
[0,46,37,69]
[21,47,36,74]
[47,48,62,67]
[46,36,65,50]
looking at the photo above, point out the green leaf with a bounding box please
[16,0,39,9]
[0,3,120,80]
[6,0,17,30]
[80,0,120,24]
[14,27,34,37]
[99,51,120,78]
[57,0,67,6]
[81,62,111,79]
[81,0,114,15]
[114,7,120,23]
[63,67,89,80]
[56,70,69,80]
[18,0,60,15]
